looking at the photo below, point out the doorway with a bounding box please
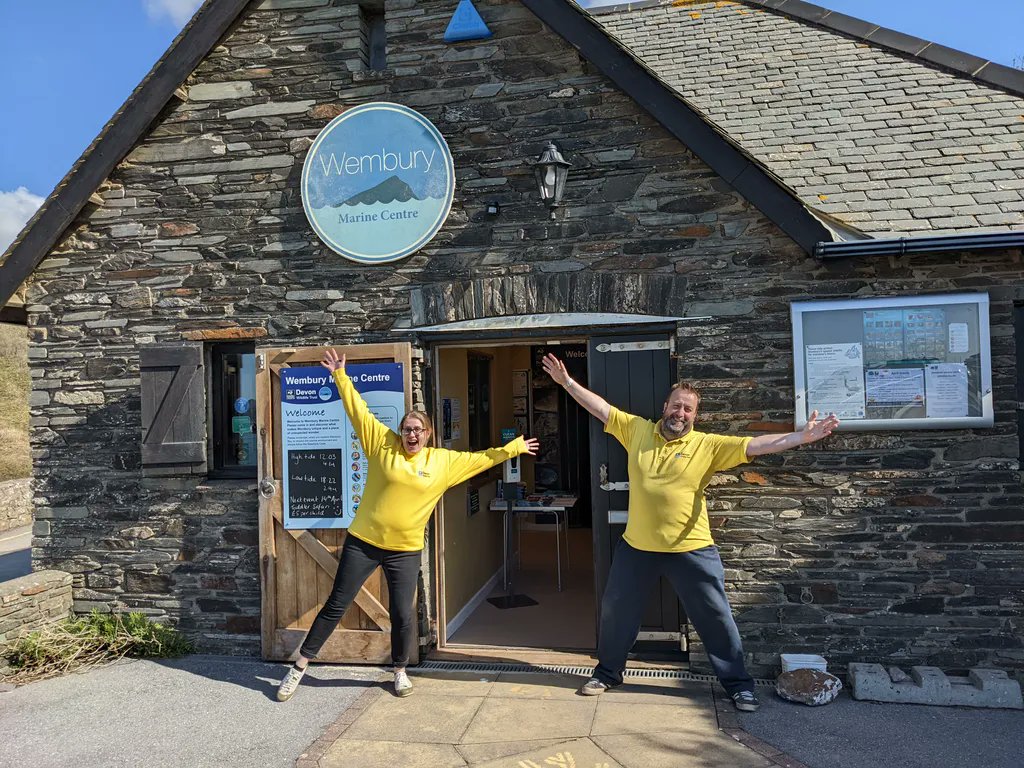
[430,327,685,658]
[434,338,595,652]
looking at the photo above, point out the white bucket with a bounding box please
[780,653,827,673]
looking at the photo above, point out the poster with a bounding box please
[948,323,969,354]
[904,308,946,360]
[806,343,866,419]
[925,363,969,418]
[281,363,404,529]
[865,368,925,407]
[863,309,904,365]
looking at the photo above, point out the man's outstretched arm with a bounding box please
[541,353,612,425]
[746,410,840,457]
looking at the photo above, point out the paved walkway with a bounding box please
[303,670,774,768]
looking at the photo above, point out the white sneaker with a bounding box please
[393,668,413,697]
[276,665,306,702]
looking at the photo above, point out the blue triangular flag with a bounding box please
[444,0,492,43]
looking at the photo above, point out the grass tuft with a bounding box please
[0,322,30,481]
[1,611,193,684]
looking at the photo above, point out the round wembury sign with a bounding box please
[301,102,455,264]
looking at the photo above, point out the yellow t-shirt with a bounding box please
[605,406,752,553]
[333,369,527,552]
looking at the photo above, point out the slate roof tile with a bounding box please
[593,0,1024,236]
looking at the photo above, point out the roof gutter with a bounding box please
[815,231,1024,260]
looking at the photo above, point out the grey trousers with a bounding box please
[592,539,755,695]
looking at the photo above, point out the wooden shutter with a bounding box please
[140,343,207,476]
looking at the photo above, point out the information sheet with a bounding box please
[281,363,404,529]
[806,343,866,419]
[925,363,969,418]
[865,368,925,407]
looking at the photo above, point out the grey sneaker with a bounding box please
[579,678,611,696]
[276,665,306,702]
[732,690,761,712]
[394,668,413,697]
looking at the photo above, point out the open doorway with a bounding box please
[434,339,595,652]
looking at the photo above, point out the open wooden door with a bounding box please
[256,342,415,663]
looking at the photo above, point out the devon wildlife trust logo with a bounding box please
[301,102,455,264]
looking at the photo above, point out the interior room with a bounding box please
[435,340,595,651]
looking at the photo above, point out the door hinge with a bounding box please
[608,510,628,524]
[595,340,671,353]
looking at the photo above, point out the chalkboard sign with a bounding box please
[287,449,343,519]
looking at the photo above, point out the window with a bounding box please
[791,293,993,431]
[210,342,257,477]
[359,3,387,72]
[467,355,491,451]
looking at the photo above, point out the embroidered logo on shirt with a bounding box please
[675,452,693,459]
[418,470,431,478]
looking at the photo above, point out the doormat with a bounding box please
[417,660,773,687]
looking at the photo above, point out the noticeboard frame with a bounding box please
[791,292,993,431]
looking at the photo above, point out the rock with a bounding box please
[776,668,843,706]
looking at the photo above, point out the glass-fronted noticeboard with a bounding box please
[791,293,993,431]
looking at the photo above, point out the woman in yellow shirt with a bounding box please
[278,348,538,701]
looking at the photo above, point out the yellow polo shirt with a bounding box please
[334,369,527,551]
[605,406,752,553]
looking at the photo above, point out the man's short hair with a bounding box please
[666,381,701,404]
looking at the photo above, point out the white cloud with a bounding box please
[0,187,45,254]
[143,0,203,27]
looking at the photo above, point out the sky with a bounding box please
[1,0,1022,254]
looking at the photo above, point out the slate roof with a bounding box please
[592,0,1024,237]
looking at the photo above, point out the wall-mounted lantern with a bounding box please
[534,141,571,219]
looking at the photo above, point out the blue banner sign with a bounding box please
[301,102,455,264]
[281,363,405,529]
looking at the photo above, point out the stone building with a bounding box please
[1,0,1022,677]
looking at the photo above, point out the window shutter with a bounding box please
[140,343,207,476]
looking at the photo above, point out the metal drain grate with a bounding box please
[418,660,773,687]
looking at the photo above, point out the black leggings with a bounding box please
[299,535,421,666]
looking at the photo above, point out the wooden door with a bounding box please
[588,334,684,645]
[256,342,415,663]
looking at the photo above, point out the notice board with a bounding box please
[791,293,992,431]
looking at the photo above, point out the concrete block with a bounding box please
[849,663,1023,709]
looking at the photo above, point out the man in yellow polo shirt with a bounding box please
[541,353,839,712]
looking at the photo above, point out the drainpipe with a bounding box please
[815,231,1024,260]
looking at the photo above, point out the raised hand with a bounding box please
[541,353,569,386]
[521,437,540,456]
[803,410,840,444]
[320,348,346,373]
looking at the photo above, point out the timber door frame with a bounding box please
[256,342,414,663]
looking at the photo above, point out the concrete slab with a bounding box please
[455,738,567,764]
[489,672,585,700]
[339,694,485,744]
[595,679,714,705]
[594,731,775,768]
[460,697,598,744]
[406,669,497,697]
[592,699,715,736]
[471,738,621,768]
[318,739,465,768]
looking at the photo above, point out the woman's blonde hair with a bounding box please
[400,411,435,446]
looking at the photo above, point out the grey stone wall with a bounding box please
[0,570,72,645]
[21,0,1024,673]
[0,479,31,532]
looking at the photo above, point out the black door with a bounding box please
[588,333,683,649]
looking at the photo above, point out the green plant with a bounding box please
[1,611,193,683]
